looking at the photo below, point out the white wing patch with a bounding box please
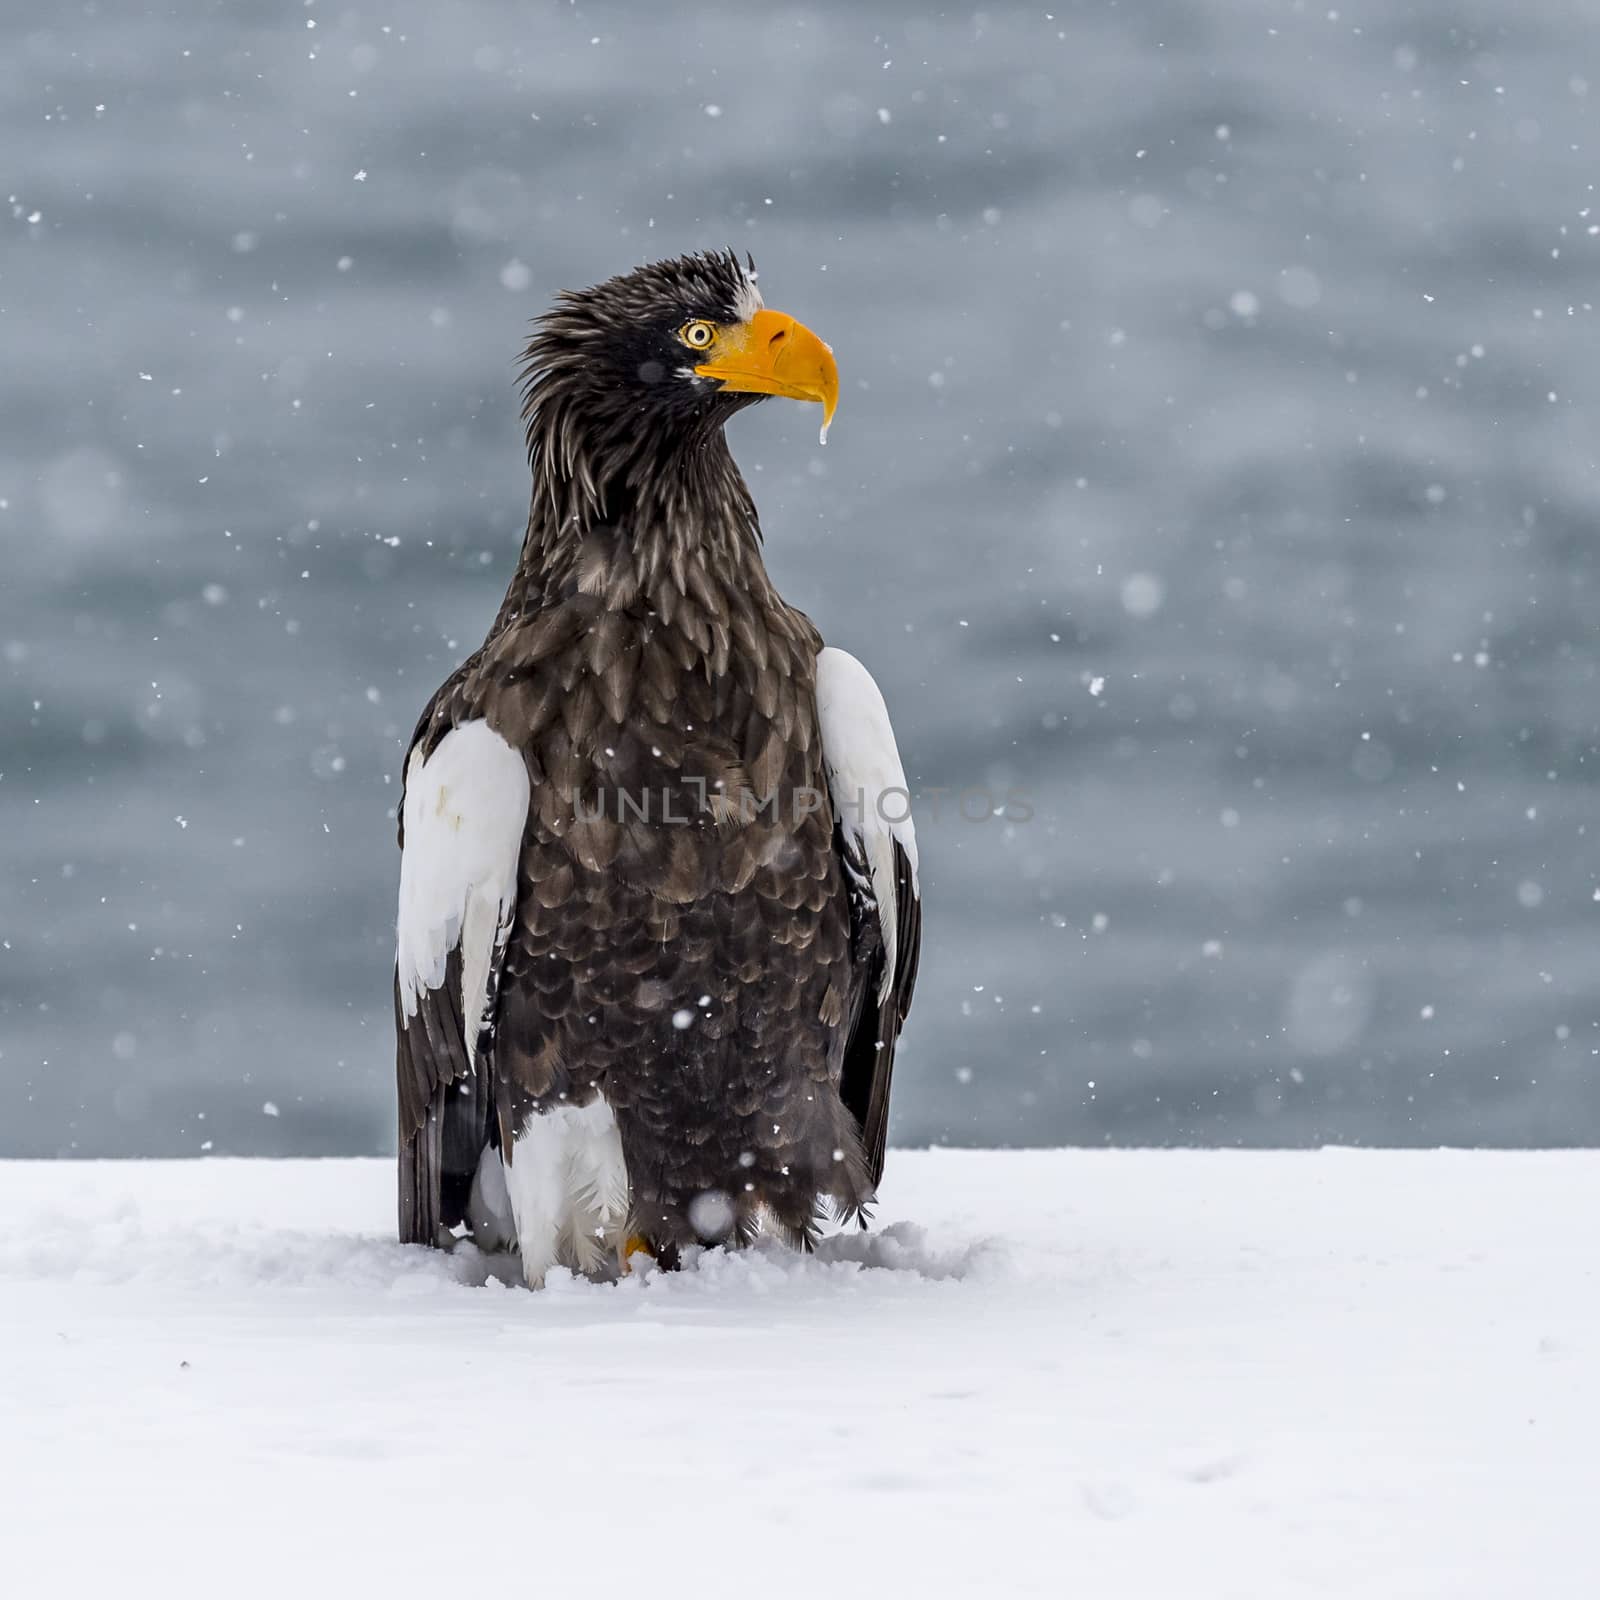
[815,647,919,1000]
[396,720,530,1068]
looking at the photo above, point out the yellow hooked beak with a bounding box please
[695,308,839,443]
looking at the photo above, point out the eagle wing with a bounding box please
[815,647,922,1189]
[394,717,530,1244]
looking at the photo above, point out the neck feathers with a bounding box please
[492,384,778,656]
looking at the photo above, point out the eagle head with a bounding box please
[521,251,839,475]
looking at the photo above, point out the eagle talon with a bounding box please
[619,1234,654,1273]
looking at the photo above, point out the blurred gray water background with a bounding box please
[4,0,1598,1157]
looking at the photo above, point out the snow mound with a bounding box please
[1,1175,1007,1296]
[3,1150,1595,1599]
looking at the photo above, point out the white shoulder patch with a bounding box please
[815,647,918,999]
[396,720,530,1069]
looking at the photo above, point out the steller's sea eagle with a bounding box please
[394,251,921,1286]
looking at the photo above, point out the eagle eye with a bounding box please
[679,320,716,350]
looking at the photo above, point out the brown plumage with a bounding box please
[394,252,921,1284]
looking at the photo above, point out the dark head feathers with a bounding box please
[534,249,761,346]
[512,252,768,554]
[519,250,764,478]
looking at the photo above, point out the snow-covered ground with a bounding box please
[2,1151,1593,1598]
